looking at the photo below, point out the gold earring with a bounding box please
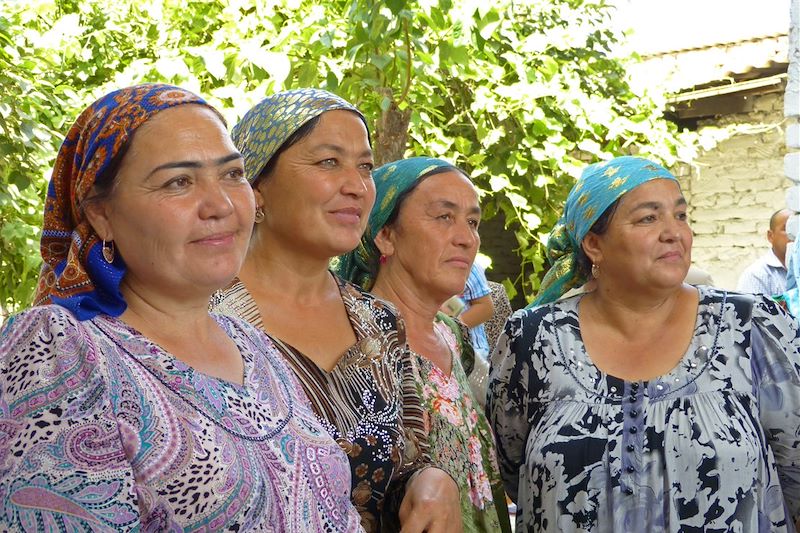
[102,240,115,264]
[254,206,265,223]
[591,263,600,278]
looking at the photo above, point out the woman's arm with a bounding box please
[750,297,800,523]
[487,308,545,502]
[0,306,140,531]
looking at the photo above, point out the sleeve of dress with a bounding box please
[749,295,800,521]
[0,306,141,530]
[487,307,547,502]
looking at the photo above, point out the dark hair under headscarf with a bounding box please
[33,83,214,320]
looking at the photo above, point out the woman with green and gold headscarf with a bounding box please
[488,155,800,532]
[210,89,461,533]
[338,157,513,533]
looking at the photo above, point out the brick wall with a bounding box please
[680,90,787,289]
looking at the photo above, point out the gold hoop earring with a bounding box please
[254,206,265,224]
[591,263,600,279]
[102,240,115,264]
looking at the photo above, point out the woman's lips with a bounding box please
[330,207,362,224]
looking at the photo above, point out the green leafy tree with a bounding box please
[1,0,693,317]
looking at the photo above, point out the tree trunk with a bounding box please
[373,87,412,166]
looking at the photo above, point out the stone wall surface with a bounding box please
[680,90,788,289]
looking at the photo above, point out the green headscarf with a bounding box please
[336,157,458,290]
[232,88,366,184]
[529,155,678,307]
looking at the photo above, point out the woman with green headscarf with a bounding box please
[488,155,800,532]
[210,89,461,533]
[338,157,512,533]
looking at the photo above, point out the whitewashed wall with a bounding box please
[679,91,787,289]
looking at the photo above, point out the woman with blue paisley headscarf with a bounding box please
[487,155,800,532]
[337,157,512,533]
[210,89,461,533]
[0,84,361,531]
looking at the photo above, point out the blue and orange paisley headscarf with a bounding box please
[232,88,366,184]
[34,83,212,320]
[336,157,459,290]
[530,155,678,307]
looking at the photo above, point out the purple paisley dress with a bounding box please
[0,305,362,532]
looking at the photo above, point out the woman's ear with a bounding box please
[581,232,603,265]
[83,198,114,242]
[374,226,395,257]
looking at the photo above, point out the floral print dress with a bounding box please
[411,318,512,533]
[488,286,800,532]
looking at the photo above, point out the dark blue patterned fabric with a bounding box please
[489,286,800,531]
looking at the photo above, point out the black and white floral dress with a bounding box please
[488,286,800,532]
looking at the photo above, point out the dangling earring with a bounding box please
[591,263,600,279]
[254,206,265,224]
[379,254,387,265]
[102,240,115,264]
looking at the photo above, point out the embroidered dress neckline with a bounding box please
[554,286,725,400]
[98,312,252,389]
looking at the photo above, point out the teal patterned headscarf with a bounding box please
[232,88,366,183]
[336,157,459,290]
[530,155,678,307]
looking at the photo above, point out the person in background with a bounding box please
[737,208,793,296]
[338,156,512,533]
[459,262,495,360]
[0,84,361,532]
[483,280,513,355]
[210,89,460,533]
[489,156,800,532]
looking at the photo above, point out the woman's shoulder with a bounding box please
[1,304,84,345]
[335,275,402,321]
[508,297,567,332]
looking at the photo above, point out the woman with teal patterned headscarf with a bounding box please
[488,155,800,532]
[210,91,461,533]
[339,157,513,533]
[531,155,678,306]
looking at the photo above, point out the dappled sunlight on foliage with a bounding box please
[0,0,695,315]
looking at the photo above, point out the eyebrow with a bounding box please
[146,152,243,178]
[310,143,373,159]
[628,197,687,212]
[431,199,482,216]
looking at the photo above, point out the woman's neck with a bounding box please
[239,243,334,303]
[581,282,695,337]
[371,274,449,367]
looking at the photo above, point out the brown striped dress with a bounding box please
[211,275,432,532]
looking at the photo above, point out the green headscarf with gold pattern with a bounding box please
[530,155,678,307]
[336,157,459,290]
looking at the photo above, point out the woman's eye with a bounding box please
[319,158,337,168]
[225,168,246,181]
[438,213,453,222]
[677,212,688,221]
[639,214,656,223]
[468,218,480,228]
[164,176,191,189]
[359,162,374,172]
